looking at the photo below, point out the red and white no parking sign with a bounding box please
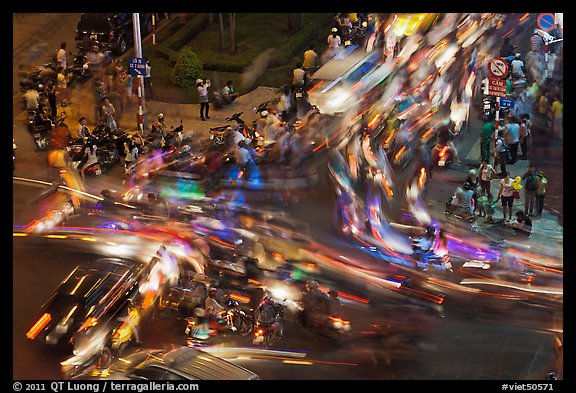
[488,57,509,79]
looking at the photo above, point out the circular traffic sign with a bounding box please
[537,13,556,32]
[488,57,509,79]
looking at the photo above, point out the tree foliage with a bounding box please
[171,46,204,88]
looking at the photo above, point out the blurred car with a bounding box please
[26,257,165,348]
[75,346,261,380]
[307,46,383,115]
[75,13,154,55]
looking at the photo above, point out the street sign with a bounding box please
[488,78,507,98]
[488,57,509,79]
[499,97,515,108]
[537,13,556,32]
[128,57,147,76]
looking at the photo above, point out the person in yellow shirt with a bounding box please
[302,44,318,74]
[549,94,563,140]
[536,89,550,136]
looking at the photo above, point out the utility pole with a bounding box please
[132,13,147,132]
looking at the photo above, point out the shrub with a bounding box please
[171,46,204,88]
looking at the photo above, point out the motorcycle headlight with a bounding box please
[333,321,343,329]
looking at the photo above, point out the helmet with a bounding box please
[362,21,368,28]
[425,225,436,237]
[515,53,521,59]
[157,113,164,119]
[331,27,338,33]
[208,287,217,296]
[306,280,319,291]
[261,110,268,117]
[101,189,111,197]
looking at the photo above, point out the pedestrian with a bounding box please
[222,80,238,104]
[534,170,547,218]
[530,30,544,53]
[518,113,532,160]
[197,78,211,121]
[522,163,538,216]
[476,188,488,218]
[325,27,342,61]
[303,43,319,74]
[45,79,58,118]
[478,159,497,197]
[56,42,67,70]
[56,66,71,107]
[124,138,139,175]
[499,37,516,58]
[276,84,293,122]
[507,210,532,237]
[536,89,550,136]
[76,117,90,141]
[496,171,515,222]
[93,79,108,123]
[463,169,480,215]
[101,97,117,130]
[484,193,496,223]
[549,94,563,140]
[78,141,98,181]
[144,58,154,100]
[505,116,521,164]
[292,63,306,91]
[494,129,509,177]
[480,115,494,162]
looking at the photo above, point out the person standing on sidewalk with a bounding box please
[534,170,547,218]
[496,171,515,222]
[480,115,494,163]
[505,116,521,164]
[522,163,538,216]
[197,79,211,121]
[495,129,509,177]
[518,113,532,160]
[478,159,497,198]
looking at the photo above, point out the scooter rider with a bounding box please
[301,280,328,327]
[204,287,225,319]
[413,225,437,269]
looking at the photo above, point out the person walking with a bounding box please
[480,115,494,162]
[536,89,550,136]
[197,79,211,121]
[478,159,497,198]
[522,163,538,217]
[45,79,58,119]
[534,170,547,219]
[496,171,515,222]
[549,94,563,141]
[144,58,154,100]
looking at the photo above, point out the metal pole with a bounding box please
[152,14,156,45]
[132,13,147,132]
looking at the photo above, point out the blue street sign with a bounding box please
[128,57,146,76]
[537,13,555,32]
[499,97,515,108]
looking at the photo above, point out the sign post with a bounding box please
[132,13,147,132]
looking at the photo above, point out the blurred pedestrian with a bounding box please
[197,78,211,121]
[56,42,68,70]
[505,116,521,164]
[45,79,58,118]
[534,170,547,218]
[480,115,494,162]
[463,169,480,215]
[549,94,563,140]
[93,79,108,123]
[496,171,515,222]
[124,138,139,175]
[536,89,550,136]
[76,117,90,141]
[518,113,532,160]
[276,84,293,122]
[522,163,538,216]
[56,66,71,107]
[101,97,117,130]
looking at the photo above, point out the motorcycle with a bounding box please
[209,126,229,150]
[66,50,92,88]
[252,298,285,347]
[431,142,457,168]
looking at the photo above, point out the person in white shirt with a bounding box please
[56,42,67,70]
[197,79,211,120]
[511,53,526,79]
[325,28,342,61]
